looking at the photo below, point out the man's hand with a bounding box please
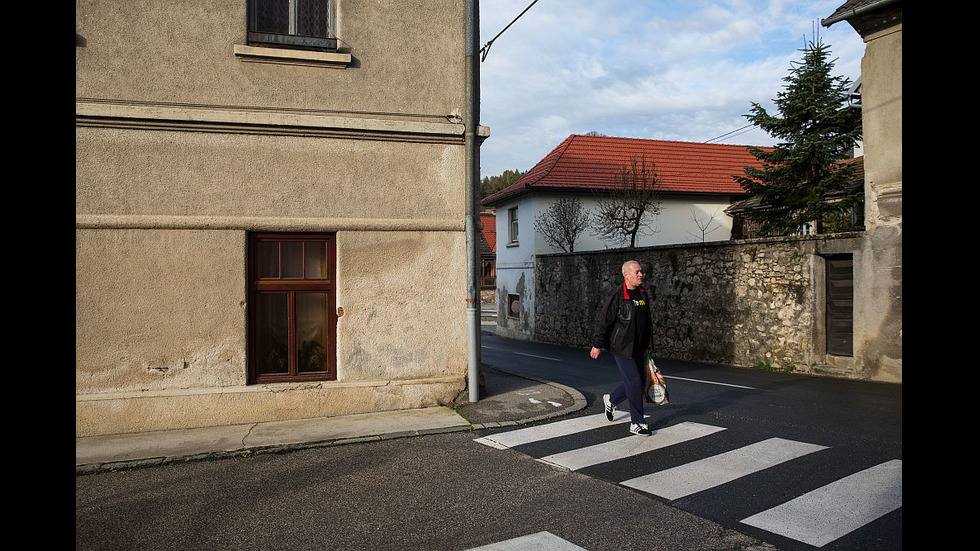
[590,347,601,359]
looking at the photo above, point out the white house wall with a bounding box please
[494,197,536,339]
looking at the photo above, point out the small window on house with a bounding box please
[507,294,521,320]
[248,0,337,51]
[249,233,337,384]
[507,207,519,245]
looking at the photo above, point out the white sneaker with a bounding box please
[603,394,615,421]
[629,423,651,436]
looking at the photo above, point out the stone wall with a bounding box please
[534,233,864,374]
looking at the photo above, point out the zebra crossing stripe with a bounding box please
[538,422,726,471]
[740,459,902,547]
[474,413,633,449]
[464,531,587,550]
[620,437,828,500]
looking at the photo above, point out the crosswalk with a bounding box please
[474,413,901,549]
[465,531,586,551]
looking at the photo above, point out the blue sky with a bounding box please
[477,0,865,178]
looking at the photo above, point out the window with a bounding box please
[248,0,337,51]
[507,294,521,320]
[249,233,337,383]
[507,207,519,245]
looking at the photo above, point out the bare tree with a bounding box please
[687,207,722,242]
[592,155,663,248]
[533,197,591,252]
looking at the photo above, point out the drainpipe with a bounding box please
[465,0,482,402]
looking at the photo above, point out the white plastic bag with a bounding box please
[643,353,670,405]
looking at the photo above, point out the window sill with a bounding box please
[234,44,352,69]
[506,242,519,248]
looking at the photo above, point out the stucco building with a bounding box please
[76,1,483,437]
[820,0,902,381]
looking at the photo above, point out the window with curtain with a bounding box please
[249,233,337,383]
[248,0,337,51]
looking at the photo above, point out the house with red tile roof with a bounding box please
[480,133,771,338]
[479,212,497,295]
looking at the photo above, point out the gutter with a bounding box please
[821,0,901,27]
[465,0,482,403]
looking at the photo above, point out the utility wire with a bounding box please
[704,124,755,144]
[480,0,540,62]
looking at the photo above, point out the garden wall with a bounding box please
[533,233,864,374]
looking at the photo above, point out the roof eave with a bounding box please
[821,0,901,27]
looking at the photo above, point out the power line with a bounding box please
[481,0,540,62]
[704,124,755,144]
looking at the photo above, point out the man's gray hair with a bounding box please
[622,260,639,275]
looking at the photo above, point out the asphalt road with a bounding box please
[480,332,903,551]
[78,428,788,550]
[76,332,902,551]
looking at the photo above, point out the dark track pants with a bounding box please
[610,351,646,425]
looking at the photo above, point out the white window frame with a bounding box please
[507,206,519,245]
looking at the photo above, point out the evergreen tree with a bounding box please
[480,169,526,201]
[734,36,863,236]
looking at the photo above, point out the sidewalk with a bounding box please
[76,364,587,474]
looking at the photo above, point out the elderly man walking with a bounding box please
[589,260,652,436]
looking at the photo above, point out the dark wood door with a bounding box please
[825,255,853,356]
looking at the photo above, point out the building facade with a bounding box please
[76,1,481,436]
[482,135,767,341]
[822,0,902,381]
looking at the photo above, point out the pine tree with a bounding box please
[480,169,526,201]
[734,36,863,236]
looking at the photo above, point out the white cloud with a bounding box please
[477,0,865,177]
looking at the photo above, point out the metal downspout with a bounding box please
[465,0,482,403]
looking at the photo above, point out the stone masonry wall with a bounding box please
[534,234,861,372]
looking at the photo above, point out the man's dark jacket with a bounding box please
[591,282,651,360]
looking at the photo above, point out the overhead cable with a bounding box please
[480,0,540,62]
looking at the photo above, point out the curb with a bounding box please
[467,367,589,430]
[77,369,588,475]
[77,424,477,475]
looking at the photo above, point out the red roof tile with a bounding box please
[480,213,496,254]
[482,134,772,206]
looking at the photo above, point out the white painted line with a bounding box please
[547,401,563,407]
[621,438,828,500]
[665,375,757,390]
[513,351,562,361]
[539,422,727,471]
[464,531,587,551]
[474,413,631,448]
[740,459,902,547]
[528,398,542,404]
[474,438,508,450]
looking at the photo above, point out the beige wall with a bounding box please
[853,21,902,383]
[861,23,903,227]
[75,228,468,437]
[76,229,248,394]
[76,1,473,436]
[75,127,464,220]
[75,0,465,115]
